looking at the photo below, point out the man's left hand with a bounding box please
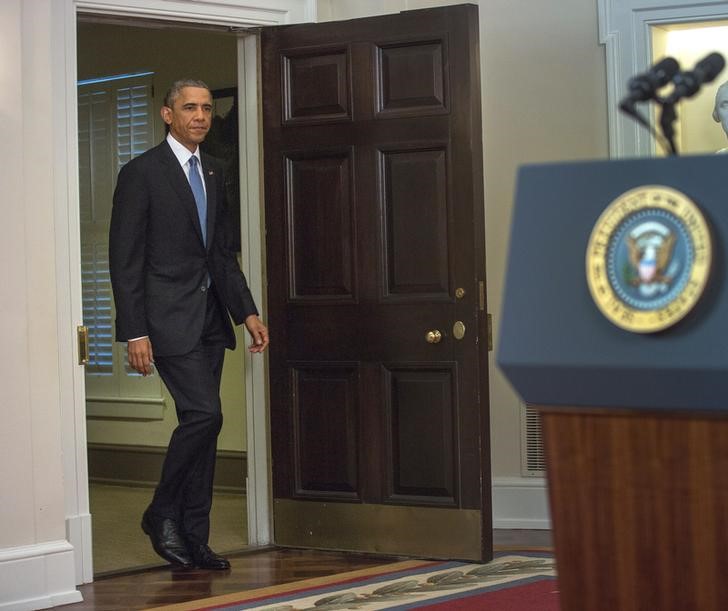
[244,315,269,353]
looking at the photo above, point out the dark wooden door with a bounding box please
[262,3,490,561]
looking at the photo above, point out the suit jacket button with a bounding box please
[200,285,207,293]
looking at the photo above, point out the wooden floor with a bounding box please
[63,547,395,610]
[60,531,552,610]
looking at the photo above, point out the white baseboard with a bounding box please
[492,476,551,530]
[0,540,82,610]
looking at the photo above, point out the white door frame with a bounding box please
[59,0,316,584]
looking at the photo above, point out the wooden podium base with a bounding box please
[538,406,728,611]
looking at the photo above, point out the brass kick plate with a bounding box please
[274,499,483,560]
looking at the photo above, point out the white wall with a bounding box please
[0,0,68,552]
[479,0,608,479]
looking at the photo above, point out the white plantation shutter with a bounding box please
[78,73,162,407]
[115,81,155,380]
[81,242,113,374]
[78,90,93,225]
[116,83,153,168]
[79,84,113,377]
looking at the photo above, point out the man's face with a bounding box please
[161,86,213,151]
[717,88,728,136]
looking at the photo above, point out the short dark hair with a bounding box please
[163,79,211,108]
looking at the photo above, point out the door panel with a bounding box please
[383,362,458,505]
[291,362,360,499]
[381,146,450,297]
[285,149,356,300]
[281,48,351,124]
[376,40,448,116]
[263,4,490,561]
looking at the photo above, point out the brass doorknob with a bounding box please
[425,330,442,344]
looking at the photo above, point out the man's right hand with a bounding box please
[128,337,154,376]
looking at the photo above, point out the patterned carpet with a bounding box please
[146,552,558,610]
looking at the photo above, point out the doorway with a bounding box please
[66,0,489,582]
[62,1,305,586]
[76,17,250,575]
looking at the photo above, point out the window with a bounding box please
[78,72,163,410]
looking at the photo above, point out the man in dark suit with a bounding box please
[109,79,268,570]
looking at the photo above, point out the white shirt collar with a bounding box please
[166,132,200,167]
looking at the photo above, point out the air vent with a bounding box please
[521,403,546,476]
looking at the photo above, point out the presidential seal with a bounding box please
[586,185,711,333]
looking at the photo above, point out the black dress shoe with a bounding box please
[190,544,231,570]
[141,509,193,569]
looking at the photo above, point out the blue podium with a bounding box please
[498,155,728,611]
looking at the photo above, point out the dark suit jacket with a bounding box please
[109,140,258,357]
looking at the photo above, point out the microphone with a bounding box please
[619,57,679,111]
[665,52,725,104]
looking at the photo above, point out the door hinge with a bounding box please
[77,325,89,366]
[487,313,493,352]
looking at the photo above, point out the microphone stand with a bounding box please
[656,98,679,156]
[619,99,675,156]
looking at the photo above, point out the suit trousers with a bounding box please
[150,286,229,545]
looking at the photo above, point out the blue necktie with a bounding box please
[188,155,207,246]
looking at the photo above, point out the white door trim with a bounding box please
[60,0,316,583]
[237,32,273,546]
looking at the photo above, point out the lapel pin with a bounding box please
[208,170,214,175]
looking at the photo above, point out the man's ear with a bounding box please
[160,106,172,125]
